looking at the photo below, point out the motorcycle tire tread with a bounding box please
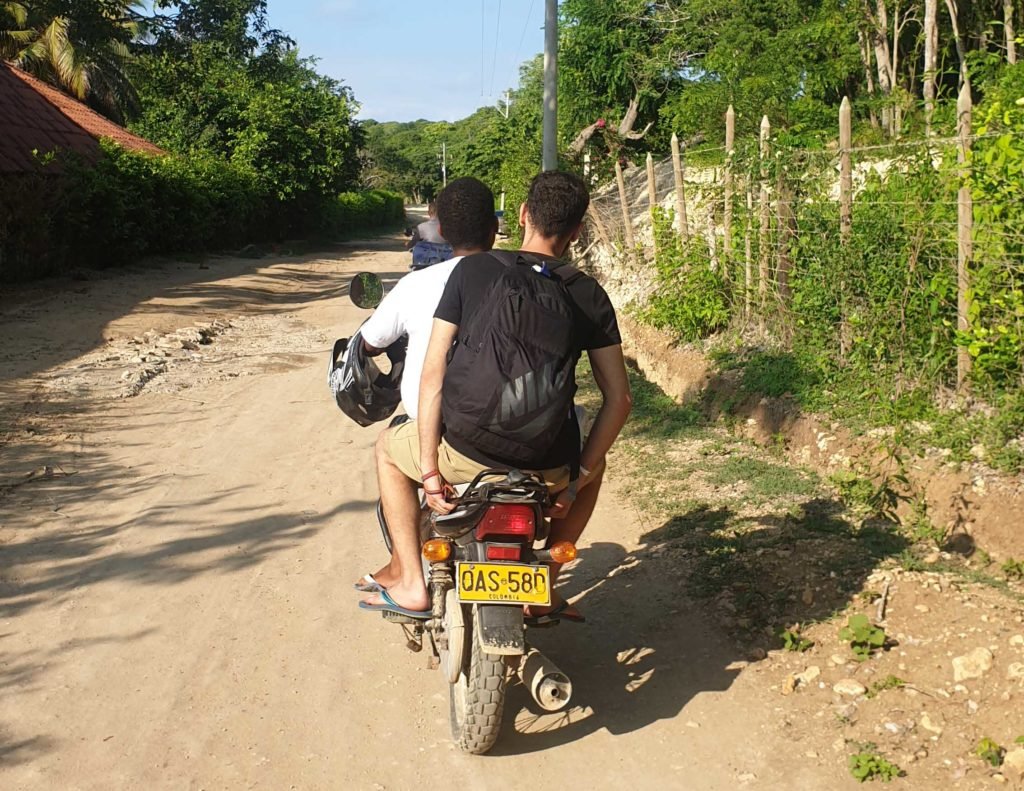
[450,609,506,754]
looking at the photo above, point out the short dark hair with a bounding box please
[435,178,496,249]
[525,171,590,239]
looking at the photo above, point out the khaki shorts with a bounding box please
[383,420,571,491]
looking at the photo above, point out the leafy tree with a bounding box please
[445,106,506,194]
[131,0,361,212]
[660,0,862,142]
[560,0,684,155]
[0,0,143,120]
[359,120,444,202]
[229,53,361,201]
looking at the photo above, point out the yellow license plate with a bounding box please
[455,562,551,606]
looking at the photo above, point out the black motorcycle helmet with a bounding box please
[328,327,407,427]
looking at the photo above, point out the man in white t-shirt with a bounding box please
[355,177,497,590]
[361,178,498,418]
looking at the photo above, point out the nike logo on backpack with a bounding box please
[497,361,571,422]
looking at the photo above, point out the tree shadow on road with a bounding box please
[0,237,408,389]
[492,495,908,755]
[0,733,54,769]
[0,476,374,618]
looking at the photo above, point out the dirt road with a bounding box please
[0,234,860,789]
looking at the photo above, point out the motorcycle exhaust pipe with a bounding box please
[519,648,573,712]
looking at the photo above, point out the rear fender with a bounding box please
[476,604,525,656]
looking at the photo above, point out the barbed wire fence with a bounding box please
[582,85,1024,400]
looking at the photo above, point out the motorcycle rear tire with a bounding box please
[449,606,507,754]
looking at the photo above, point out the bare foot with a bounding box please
[354,561,398,591]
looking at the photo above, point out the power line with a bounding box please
[489,0,503,96]
[508,0,537,91]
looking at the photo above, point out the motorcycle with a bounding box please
[344,272,579,755]
[408,240,453,270]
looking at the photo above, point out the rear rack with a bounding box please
[431,469,549,540]
[457,469,549,506]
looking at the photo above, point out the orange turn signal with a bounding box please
[422,538,452,562]
[548,541,577,564]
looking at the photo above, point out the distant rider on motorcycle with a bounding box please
[406,201,454,269]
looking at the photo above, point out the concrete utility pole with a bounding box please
[542,0,558,171]
[440,141,447,187]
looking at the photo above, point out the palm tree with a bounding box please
[0,2,31,53]
[0,1,143,121]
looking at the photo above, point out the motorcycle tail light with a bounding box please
[486,544,522,561]
[475,504,535,541]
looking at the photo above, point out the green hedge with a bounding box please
[329,189,405,233]
[0,141,404,282]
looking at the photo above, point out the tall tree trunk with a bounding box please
[924,0,938,136]
[944,0,969,87]
[890,0,901,138]
[1006,0,1017,65]
[888,1,915,139]
[858,29,881,129]
[873,0,895,134]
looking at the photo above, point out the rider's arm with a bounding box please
[360,280,406,356]
[579,344,632,489]
[418,318,459,506]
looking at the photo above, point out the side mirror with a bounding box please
[349,272,384,309]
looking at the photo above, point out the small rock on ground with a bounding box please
[833,679,867,696]
[952,647,994,682]
[1004,748,1024,778]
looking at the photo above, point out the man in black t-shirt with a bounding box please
[362,171,632,620]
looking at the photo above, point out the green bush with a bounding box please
[0,143,404,282]
[328,189,404,233]
[642,206,732,341]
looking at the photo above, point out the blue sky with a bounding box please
[265,0,546,122]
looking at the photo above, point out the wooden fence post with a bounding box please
[614,159,637,259]
[957,83,973,389]
[839,97,852,241]
[671,132,689,241]
[776,164,794,310]
[924,0,938,136]
[707,209,719,270]
[839,96,854,361]
[745,183,753,320]
[724,105,735,266]
[587,204,611,250]
[758,115,771,323]
[646,152,658,255]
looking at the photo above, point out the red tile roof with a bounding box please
[0,61,165,173]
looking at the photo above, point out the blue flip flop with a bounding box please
[353,573,384,593]
[359,588,431,620]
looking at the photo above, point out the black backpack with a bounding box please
[442,250,584,469]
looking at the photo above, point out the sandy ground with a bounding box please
[1,231,887,790]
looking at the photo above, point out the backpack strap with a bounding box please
[486,249,522,268]
[485,250,586,287]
